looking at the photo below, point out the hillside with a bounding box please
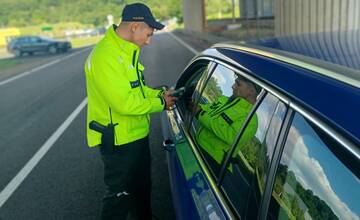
[0,0,182,27]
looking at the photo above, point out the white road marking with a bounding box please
[0,47,92,86]
[167,32,199,55]
[0,98,88,208]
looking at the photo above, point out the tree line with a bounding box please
[0,0,182,27]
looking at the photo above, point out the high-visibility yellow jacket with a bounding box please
[84,25,165,147]
[196,96,258,164]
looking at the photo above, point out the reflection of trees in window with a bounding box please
[239,137,272,193]
[274,165,339,220]
[281,192,305,220]
[240,138,261,170]
[203,77,222,101]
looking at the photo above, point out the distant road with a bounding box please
[0,32,196,220]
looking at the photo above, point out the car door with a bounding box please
[188,61,291,219]
[30,37,46,52]
[218,91,288,219]
[19,37,31,52]
[164,59,291,219]
[162,58,230,220]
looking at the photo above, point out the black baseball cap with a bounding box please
[121,3,165,30]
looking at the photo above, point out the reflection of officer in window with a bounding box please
[194,76,260,173]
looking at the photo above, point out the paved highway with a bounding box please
[0,32,197,220]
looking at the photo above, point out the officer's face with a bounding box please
[232,79,253,98]
[132,22,154,47]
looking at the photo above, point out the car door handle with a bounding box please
[162,139,175,152]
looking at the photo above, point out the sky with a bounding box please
[282,113,360,220]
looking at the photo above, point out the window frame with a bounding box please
[178,57,291,219]
[187,61,268,181]
[174,57,214,90]
[175,58,216,125]
[216,91,283,218]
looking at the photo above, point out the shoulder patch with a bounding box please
[130,80,140,88]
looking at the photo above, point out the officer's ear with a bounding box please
[130,22,140,33]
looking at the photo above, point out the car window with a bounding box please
[17,38,25,43]
[29,37,39,43]
[220,93,287,218]
[189,64,262,180]
[176,60,212,125]
[267,113,360,220]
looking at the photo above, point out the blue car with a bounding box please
[161,31,360,220]
[7,36,71,57]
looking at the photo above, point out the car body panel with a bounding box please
[164,32,360,220]
[162,110,228,220]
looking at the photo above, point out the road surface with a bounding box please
[0,32,197,220]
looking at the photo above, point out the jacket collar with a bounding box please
[106,24,140,57]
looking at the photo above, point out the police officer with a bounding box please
[84,3,177,220]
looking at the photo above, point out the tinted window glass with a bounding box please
[17,38,25,43]
[29,37,39,43]
[189,64,261,179]
[268,113,360,220]
[176,61,211,125]
[221,94,287,218]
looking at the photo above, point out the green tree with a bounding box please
[0,0,182,27]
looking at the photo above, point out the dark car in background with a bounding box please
[161,32,360,219]
[7,36,71,57]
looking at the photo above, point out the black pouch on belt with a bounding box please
[89,120,118,155]
[100,123,118,154]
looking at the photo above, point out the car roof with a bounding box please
[200,43,360,147]
[253,30,360,72]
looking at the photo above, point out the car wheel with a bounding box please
[14,49,22,57]
[48,45,57,54]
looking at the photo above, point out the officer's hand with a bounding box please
[164,93,178,110]
[163,89,175,98]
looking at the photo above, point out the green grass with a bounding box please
[70,35,103,48]
[0,59,23,70]
[19,22,94,37]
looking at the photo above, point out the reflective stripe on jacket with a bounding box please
[84,24,165,147]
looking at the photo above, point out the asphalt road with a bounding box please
[0,32,196,220]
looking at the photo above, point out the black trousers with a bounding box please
[99,136,152,220]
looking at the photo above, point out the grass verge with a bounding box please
[70,35,103,48]
[0,59,23,70]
